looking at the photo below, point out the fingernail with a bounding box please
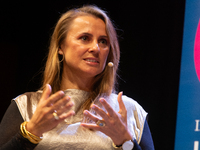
[99,98,104,102]
[69,102,74,106]
[71,111,75,115]
[59,91,64,96]
[45,84,51,92]
[91,104,95,109]
[83,110,88,115]
[66,96,71,101]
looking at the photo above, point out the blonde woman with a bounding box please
[0,5,154,150]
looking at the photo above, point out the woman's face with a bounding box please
[60,15,110,79]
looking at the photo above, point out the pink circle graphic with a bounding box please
[194,19,200,82]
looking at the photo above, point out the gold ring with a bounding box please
[53,112,59,120]
[96,119,105,127]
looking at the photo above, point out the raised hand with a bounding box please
[81,92,132,146]
[26,84,75,137]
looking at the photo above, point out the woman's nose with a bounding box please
[88,42,100,53]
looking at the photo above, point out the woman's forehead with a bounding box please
[67,15,107,36]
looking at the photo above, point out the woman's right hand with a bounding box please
[26,84,75,137]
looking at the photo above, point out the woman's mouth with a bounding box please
[85,59,99,63]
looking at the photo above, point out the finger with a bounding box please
[41,84,52,101]
[80,123,102,131]
[46,90,65,106]
[51,102,75,121]
[54,97,74,115]
[83,110,101,122]
[99,98,116,117]
[90,104,109,121]
[52,110,75,123]
[59,110,75,120]
[52,96,71,110]
[117,92,127,115]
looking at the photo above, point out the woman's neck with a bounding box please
[60,71,94,92]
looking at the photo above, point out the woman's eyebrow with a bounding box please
[100,35,109,39]
[81,33,108,38]
[81,32,92,36]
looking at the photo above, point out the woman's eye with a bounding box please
[81,36,88,41]
[99,39,108,45]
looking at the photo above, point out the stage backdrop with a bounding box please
[175,0,200,150]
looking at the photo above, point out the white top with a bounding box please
[14,89,147,150]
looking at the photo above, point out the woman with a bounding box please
[0,5,154,150]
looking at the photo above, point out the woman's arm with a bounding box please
[81,92,155,150]
[133,120,154,150]
[0,101,37,150]
[112,120,154,150]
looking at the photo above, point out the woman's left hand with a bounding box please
[80,92,132,146]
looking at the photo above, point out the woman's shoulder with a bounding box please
[13,91,43,121]
[13,90,42,102]
[109,92,147,119]
[110,93,145,110]
[109,92,148,142]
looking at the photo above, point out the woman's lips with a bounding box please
[84,59,99,63]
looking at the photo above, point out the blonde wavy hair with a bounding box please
[41,5,120,110]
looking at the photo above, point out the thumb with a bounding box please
[41,84,52,101]
[117,91,126,115]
